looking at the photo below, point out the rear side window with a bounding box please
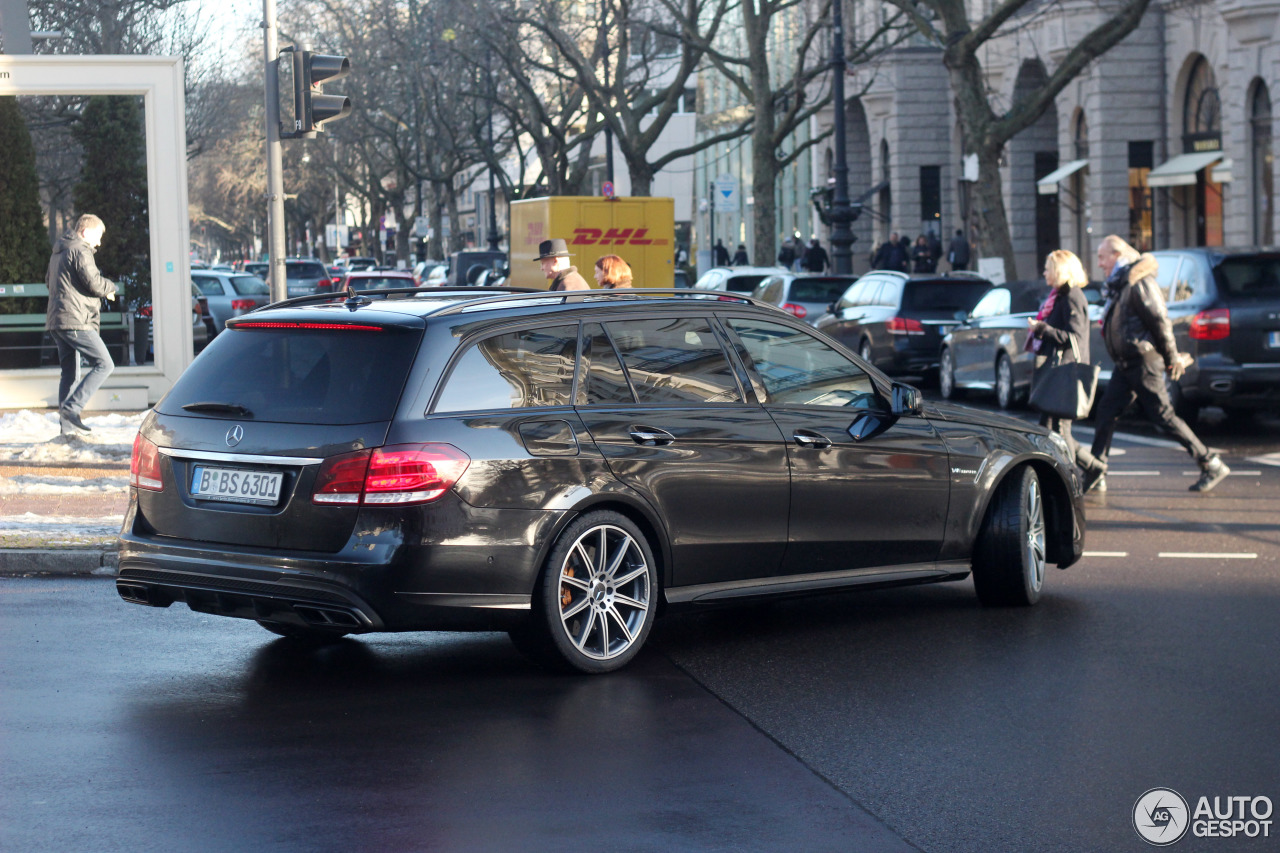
[434,324,578,413]
[229,275,269,295]
[902,281,990,313]
[727,318,877,408]
[158,325,421,425]
[605,317,742,404]
[580,324,635,405]
[1214,255,1280,299]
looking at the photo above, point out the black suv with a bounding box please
[814,272,993,377]
[1148,248,1280,419]
[117,288,1085,673]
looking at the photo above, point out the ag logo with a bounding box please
[1134,788,1190,845]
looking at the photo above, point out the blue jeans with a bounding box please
[50,328,115,416]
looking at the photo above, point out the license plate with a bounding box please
[1268,331,1280,349]
[191,466,283,505]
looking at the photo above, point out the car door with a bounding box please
[574,317,790,588]
[723,316,951,576]
[953,287,1010,386]
[818,276,882,354]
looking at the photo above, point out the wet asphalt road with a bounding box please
[2,407,1278,852]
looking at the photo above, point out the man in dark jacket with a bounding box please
[730,244,749,265]
[947,229,971,271]
[873,232,907,271]
[536,238,589,291]
[713,240,731,266]
[45,214,118,435]
[1086,235,1228,493]
[802,238,829,273]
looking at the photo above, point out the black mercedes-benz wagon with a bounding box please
[117,288,1086,673]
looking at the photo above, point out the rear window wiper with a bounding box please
[181,402,253,417]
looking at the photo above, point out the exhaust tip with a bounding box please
[1209,379,1233,393]
[294,605,362,628]
[116,581,170,606]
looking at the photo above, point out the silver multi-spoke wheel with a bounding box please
[995,354,1014,409]
[972,466,1045,606]
[1024,475,1046,595]
[513,511,658,673]
[556,524,651,662]
[939,348,957,399]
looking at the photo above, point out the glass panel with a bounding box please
[901,281,990,313]
[1213,256,1280,298]
[605,318,742,404]
[788,277,855,303]
[229,275,270,295]
[192,275,222,296]
[971,288,1011,318]
[877,279,902,307]
[727,318,878,409]
[434,324,579,412]
[580,323,635,405]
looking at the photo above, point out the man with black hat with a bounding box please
[536,239,590,291]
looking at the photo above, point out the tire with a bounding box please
[939,348,962,399]
[256,620,349,644]
[995,353,1016,410]
[859,338,874,368]
[971,466,1045,607]
[514,511,658,674]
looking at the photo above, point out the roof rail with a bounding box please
[425,288,773,318]
[252,285,539,314]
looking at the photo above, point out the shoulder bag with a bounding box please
[1029,334,1101,419]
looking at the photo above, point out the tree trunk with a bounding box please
[751,123,778,268]
[971,147,1016,281]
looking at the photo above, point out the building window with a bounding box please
[1129,141,1154,251]
[879,139,891,240]
[1183,56,1223,246]
[1252,82,1274,246]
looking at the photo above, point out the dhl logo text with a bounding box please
[571,228,667,246]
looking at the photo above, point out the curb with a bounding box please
[0,548,117,577]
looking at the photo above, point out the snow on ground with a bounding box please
[0,513,124,547]
[0,409,144,463]
[0,475,127,495]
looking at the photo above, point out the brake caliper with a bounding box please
[561,567,575,608]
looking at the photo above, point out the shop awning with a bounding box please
[1147,151,1225,187]
[1211,158,1233,183]
[1035,159,1088,195]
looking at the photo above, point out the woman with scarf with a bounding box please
[1027,250,1105,479]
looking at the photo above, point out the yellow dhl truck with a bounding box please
[507,196,675,290]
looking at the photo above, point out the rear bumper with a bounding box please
[1185,362,1280,410]
[116,499,567,633]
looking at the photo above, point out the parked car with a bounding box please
[692,265,784,295]
[815,271,993,378]
[424,264,450,286]
[751,273,859,325]
[340,270,417,291]
[672,269,690,289]
[191,270,272,333]
[243,262,269,279]
[939,280,1106,409]
[1145,248,1280,419]
[116,288,1085,674]
[284,259,333,298]
[340,256,379,272]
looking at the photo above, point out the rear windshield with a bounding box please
[349,276,414,291]
[1214,255,1280,298]
[790,277,856,302]
[724,274,771,292]
[286,262,327,279]
[157,325,421,425]
[229,275,269,295]
[902,281,991,313]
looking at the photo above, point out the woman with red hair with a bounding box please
[593,254,633,289]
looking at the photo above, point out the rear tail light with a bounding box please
[230,298,256,310]
[130,434,164,491]
[887,317,925,335]
[316,277,333,292]
[313,444,470,506]
[783,302,808,318]
[1189,308,1230,341]
[140,305,153,318]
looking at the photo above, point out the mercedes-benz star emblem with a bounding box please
[226,425,245,447]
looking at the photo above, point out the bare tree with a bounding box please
[889,0,1154,279]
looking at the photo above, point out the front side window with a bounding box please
[434,324,579,412]
[605,317,742,404]
[727,318,878,409]
[971,288,1012,319]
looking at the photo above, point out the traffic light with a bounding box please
[288,45,351,138]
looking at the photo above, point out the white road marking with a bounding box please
[1083,551,1128,557]
[1245,452,1280,467]
[1157,552,1257,559]
[1180,470,1261,476]
[1106,471,1162,476]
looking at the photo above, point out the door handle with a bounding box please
[629,427,675,446]
[791,431,832,449]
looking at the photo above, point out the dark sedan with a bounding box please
[815,272,993,378]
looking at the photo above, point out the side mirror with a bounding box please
[954,309,968,322]
[828,302,838,314]
[891,382,922,417]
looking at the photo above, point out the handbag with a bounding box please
[1029,334,1101,419]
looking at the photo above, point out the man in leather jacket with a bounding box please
[1085,235,1229,493]
[45,214,118,435]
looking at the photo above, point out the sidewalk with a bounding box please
[0,409,138,577]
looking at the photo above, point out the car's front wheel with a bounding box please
[995,353,1016,410]
[939,348,962,399]
[971,466,1045,607]
[515,511,658,674]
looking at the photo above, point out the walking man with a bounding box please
[947,229,971,271]
[1086,235,1229,493]
[46,213,118,435]
[536,239,590,291]
[802,238,829,273]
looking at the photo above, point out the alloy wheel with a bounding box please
[555,524,652,662]
[1024,475,1046,593]
[996,355,1014,409]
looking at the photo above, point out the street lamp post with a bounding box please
[827,0,857,275]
